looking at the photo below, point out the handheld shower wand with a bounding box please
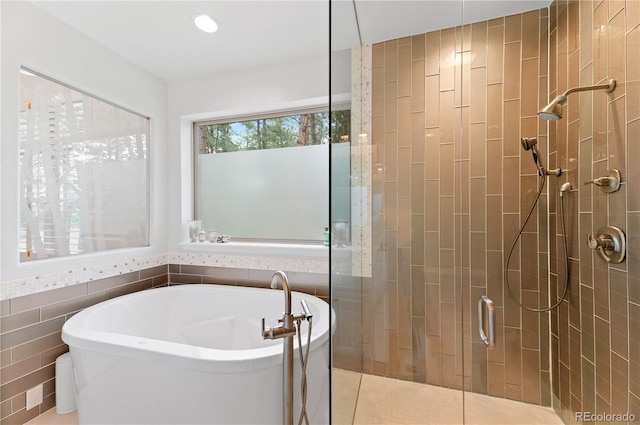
[520,137,562,177]
[505,136,570,312]
[520,137,544,176]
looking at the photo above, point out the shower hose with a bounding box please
[296,316,313,425]
[504,172,570,312]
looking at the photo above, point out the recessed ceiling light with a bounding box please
[193,13,219,33]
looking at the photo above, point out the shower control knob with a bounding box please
[583,169,621,193]
[584,176,612,186]
[587,225,626,263]
[587,234,614,251]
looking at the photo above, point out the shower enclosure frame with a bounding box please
[329,1,578,423]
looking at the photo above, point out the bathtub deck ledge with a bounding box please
[179,241,329,260]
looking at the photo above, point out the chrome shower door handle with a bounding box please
[478,295,496,349]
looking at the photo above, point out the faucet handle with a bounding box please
[586,225,626,263]
[583,169,621,193]
[584,177,612,186]
[261,317,273,339]
[587,233,614,251]
[261,316,296,340]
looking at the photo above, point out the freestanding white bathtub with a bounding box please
[61,284,333,424]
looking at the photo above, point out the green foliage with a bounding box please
[201,123,237,153]
[330,109,351,143]
[199,111,336,154]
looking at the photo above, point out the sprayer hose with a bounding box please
[504,173,570,312]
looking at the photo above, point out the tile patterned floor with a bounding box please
[25,408,77,425]
[333,368,363,424]
[336,372,564,425]
[28,371,562,425]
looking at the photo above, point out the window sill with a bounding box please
[178,241,329,261]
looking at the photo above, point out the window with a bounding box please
[19,68,150,261]
[193,108,349,242]
[197,111,329,153]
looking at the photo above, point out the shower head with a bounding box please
[538,95,567,121]
[538,79,616,121]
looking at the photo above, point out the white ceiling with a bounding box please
[33,0,550,82]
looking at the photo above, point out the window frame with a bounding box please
[18,67,151,261]
[191,105,330,243]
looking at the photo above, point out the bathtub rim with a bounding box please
[62,284,334,373]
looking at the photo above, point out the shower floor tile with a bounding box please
[351,374,563,425]
[333,368,363,425]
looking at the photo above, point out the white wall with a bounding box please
[0,1,337,293]
[0,1,3,284]
[166,54,330,250]
[0,1,168,281]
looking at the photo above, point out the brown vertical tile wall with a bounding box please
[166,265,328,300]
[550,0,640,423]
[368,9,552,405]
[330,261,364,372]
[0,266,168,424]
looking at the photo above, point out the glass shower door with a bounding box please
[461,2,561,424]
[332,2,638,424]
[329,4,364,423]
[329,1,467,423]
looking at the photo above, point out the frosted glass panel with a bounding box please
[331,142,351,241]
[19,68,150,261]
[197,144,328,240]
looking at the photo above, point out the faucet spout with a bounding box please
[271,271,292,315]
[261,271,312,425]
[265,270,295,425]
